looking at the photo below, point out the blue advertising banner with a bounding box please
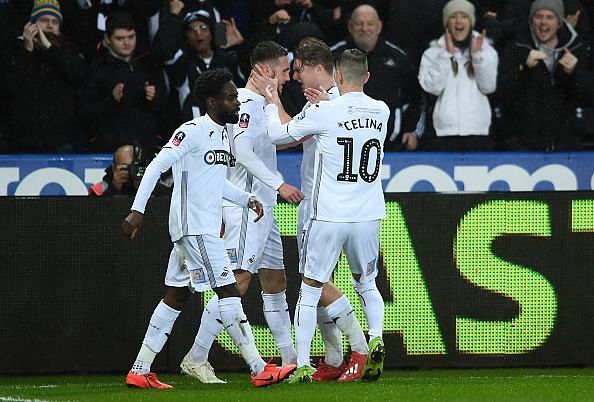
[1,152,593,195]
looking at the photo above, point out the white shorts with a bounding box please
[223,206,284,274]
[301,220,381,284]
[297,199,312,274]
[164,234,236,292]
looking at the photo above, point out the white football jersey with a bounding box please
[132,114,249,242]
[226,88,280,206]
[299,86,340,200]
[270,92,389,222]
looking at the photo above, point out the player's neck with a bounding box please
[338,85,364,95]
[319,75,335,91]
[207,111,225,127]
[245,81,263,97]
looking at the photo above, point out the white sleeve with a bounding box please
[418,46,451,96]
[233,130,284,190]
[223,179,252,207]
[472,45,498,95]
[264,104,298,145]
[265,103,324,143]
[131,127,198,213]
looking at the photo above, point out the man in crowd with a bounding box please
[3,0,86,152]
[331,3,424,151]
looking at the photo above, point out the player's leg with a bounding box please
[183,206,257,382]
[126,247,191,389]
[344,220,385,381]
[183,270,253,383]
[299,207,345,379]
[291,220,342,383]
[258,215,296,365]
[189,234,295,387]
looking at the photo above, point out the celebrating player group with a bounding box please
[121,38,388,389]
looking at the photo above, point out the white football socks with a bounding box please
[295,282,323,367]
[218,296,266,375]
[262,291,297,365]
[131,300,180,374]
[189,294,224,364]
[325,295,368,355]
[316,306,344,367]
[353,280,384,340]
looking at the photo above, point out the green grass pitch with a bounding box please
[2,368,594,402]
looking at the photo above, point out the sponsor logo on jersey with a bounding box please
[367,258,377,276]
[338,118,383,132]
[172,131,186,146]
[191,268,206,284]
[204,150,236,166]
[227,248,237,264]
[239,113,250,128]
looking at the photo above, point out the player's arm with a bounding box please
[223,179,264,222]
[122,129,194,239]
[233,131,304,203]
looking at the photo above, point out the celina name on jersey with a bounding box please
[338,117,383,132]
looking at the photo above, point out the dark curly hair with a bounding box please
[193,68,234,104]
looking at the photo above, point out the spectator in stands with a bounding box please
[418,0,498,151]
[3,0,86,153]
[332,3,424,151]
[250,0,343,46]
[89,143,171,196]
[79,11,166,153]
[498,0,594,150]
[152,1,250,124]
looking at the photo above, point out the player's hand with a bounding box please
[112,164,130,191]
[278,183,304,204]
[220,18,244,48]
[113,83,125,102]
[144,81,156,101]
[559,48,578,74]
[122,210,143,239]
[23,22,38,52]
[401,132,418,151]
[247,196,264,222]
[304,86,329,103]
[251,64,278,97]
[526,50,548,69]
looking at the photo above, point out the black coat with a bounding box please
[497,23,594,150]
[332,36,424,150]
[4,37,86,152]
[79,48,167,152]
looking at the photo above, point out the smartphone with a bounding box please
[214,22,227,47]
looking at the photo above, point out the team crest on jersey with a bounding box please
[227,248,237,264]
[366,258,377,276]
[172,131,186,146]
[239,113,250,128]
[204,150,236,166]
[191,268,206,284]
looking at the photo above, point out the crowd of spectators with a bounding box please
[1,0,593,154]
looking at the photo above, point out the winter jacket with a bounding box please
[419,31,498,137]
[79,47,167,152]
[332,37,425,150]
[4,36,86,152]
[497,22,594,150]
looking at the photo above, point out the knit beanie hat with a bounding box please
[442,0,476,28]
[30,0,63,26]
[530,0,565,24]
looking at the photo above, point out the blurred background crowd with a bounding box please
[1,0,593,156]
